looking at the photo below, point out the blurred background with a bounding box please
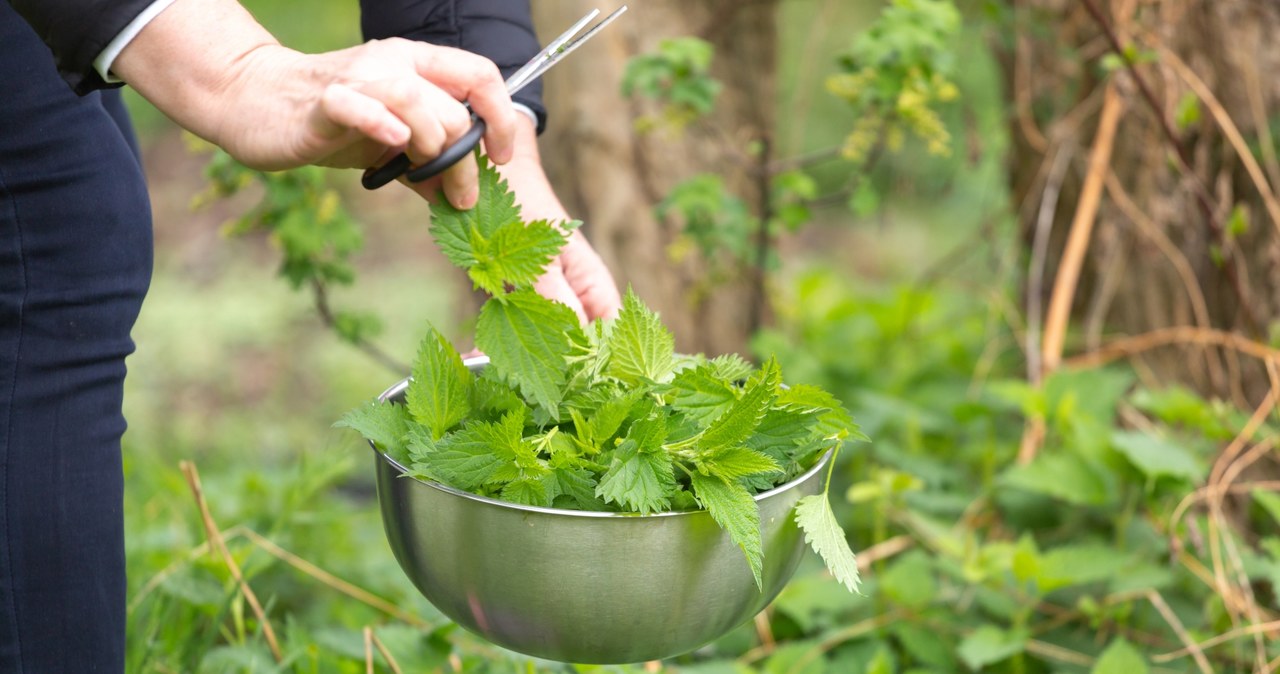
[121,0,1280,672]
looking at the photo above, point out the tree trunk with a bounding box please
[1008,0,1280,404]
[530,1,778,357]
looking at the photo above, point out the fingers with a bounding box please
[399,42,518,165]
[535,260,589,325]
[560,230,622,321]
[440,154,480,209]
[315,83,409,148]
[352,77,473,165]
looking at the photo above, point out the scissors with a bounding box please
[361,6,629,190]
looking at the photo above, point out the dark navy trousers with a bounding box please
[0,3,153,671]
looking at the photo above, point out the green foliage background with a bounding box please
[118,0,1280,672]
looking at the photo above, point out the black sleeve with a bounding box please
[7,0,155,94]
[360,0,546,134]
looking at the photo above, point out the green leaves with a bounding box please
[406,326,472,439]
[337,152,862,597]
[477,290,580,415]
[428,156,521,270]
[606,288,676,385]
[1091,639,1148,674]
[696,358,780,455]
[1110,430,1204,483]
[428,156,568,295]
[596,405,675,514]
[692,472,763,588]
[334,399,412,463]
[467,219,566,295]
[794,494,861,593]
[956,625,1027,670]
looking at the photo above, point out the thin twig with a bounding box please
[767,146,843,174]
[1155,43,1280,238]
[180,461,283,663]
[1078,0,1261,332]
[1064,327,1280,370]
[1153,619,1280,663]
[238,527,429,628]
[1026,639,1094,667]
[1169,479,1280,532]
[754,611,775,652]
[1147,590,1214,674]
[365,626,374,674]
[1027,145,1074,384]
[370,629,405,674]
[310,279,409,375]
[857,535,913,570]
[1104,172,1225,389]
[1041,85,1125,375]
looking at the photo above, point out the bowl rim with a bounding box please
[373,356,833,520]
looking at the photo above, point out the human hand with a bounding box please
[113,0,516,209]
[481,118,622,323]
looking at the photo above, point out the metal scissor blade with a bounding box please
[506,6,628,99]
[504,9,600,93]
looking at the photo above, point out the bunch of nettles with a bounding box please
[338,157,862,592]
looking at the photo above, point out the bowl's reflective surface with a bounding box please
[373,367,827,664]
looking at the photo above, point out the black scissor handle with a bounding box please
[361,116,487,190]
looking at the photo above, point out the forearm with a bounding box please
[110,0,294,158]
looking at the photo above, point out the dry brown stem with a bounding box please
[1154,43,1280,238]
[1147,590,1215,674]
[370,629,405,674]
[180,461,283,663]
[1064,327,1280,370]
[1153,619,1280,664]
[1103,172,1225,389]
[1042,85,1125,375]
[238,527,429,629]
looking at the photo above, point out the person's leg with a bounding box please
[0,5,154,672]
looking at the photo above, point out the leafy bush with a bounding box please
[755,267,1280,673]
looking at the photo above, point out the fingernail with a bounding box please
[452,185,478,210]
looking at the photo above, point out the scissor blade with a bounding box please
[504,9,600,93]
[552,5,627,59]
[506,5,628,99]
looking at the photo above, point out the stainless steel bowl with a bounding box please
[372,358,827,664]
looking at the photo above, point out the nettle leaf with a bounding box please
[428,156,521,269]
[708,353,755,382]
[405,326,472,440]
[468,373,524,421]
[548,459,602,511]
[1110,430,1204,483]
[957,625,1028,670]
[606,288,676,385]
[422,409,529,491]
[669,365,738,427]
[596,406,674,514]
[778,384,863,441]
[748,406,818,460]
[1000,452,1112,506]
[419,428,506,491]
[697,358,780,456]
[468,219,566,295]
[1036,543,1132,592]
[1091,638,1148,674]
[794,493,860,593]
[334,399,412,463]
[570,389,643,453]
[501,476,548,507]
[692,472,763,588]
[477,290,581,415]
[700,447,781,482]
